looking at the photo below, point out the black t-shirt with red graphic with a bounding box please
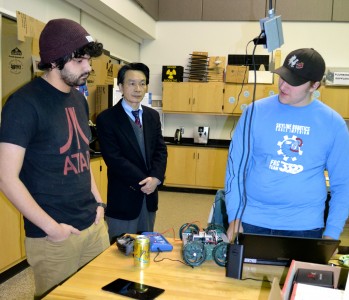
[0,77,96,237]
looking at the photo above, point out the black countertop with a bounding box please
[164,137,230,148]
[90,138,231,158]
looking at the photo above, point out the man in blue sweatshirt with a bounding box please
[225,48,349,242]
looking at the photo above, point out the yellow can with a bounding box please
[134,235,150,268]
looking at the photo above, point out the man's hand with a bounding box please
[46,223,80,242]
[227,220,243,242]
[139,177,160,195]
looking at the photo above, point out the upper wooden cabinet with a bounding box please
[162,82,224,113]
[223,83,349,119]
[223,83,277,115]
[163,81,349,119]
[321,86,349,119]
[202,0,266,21]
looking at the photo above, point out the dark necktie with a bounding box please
[131,110,142,128]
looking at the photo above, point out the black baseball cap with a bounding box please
[273,48,326,86]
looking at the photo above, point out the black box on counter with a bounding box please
[162,66,184,82]
[227,54,270,71]
[293,268,334,288]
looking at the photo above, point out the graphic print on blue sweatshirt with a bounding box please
[60,107,90,175]
[269,122,310,174]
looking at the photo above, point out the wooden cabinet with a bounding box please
[222,83,349,119]
[321,86,349,119]
[165,145,228,189]
[195,148,228,188]
[162,82,277,115]
[90,157,108,203]
[263,84,279,98]
[165,146,197,186]
[162,82,224,113]
[223,83,269,115]
[0,192,25,273]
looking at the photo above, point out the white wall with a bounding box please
[0,0,78,20]
[99,0,156,40]
[141,21,349,139]
[81,13,139,62]
[0,0,141,62]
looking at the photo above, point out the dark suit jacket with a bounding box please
[96,100,167,220]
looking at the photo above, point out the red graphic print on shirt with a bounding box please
[60,107,90,175]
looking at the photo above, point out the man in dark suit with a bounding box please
[96,63,167,242]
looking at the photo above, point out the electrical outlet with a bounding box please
[180,127,184,134]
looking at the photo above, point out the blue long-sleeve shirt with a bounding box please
[225,95,349,239]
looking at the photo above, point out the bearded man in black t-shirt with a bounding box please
[0,18,110,298]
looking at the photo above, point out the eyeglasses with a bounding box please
[124,80,147,89]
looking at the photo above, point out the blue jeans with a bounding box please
[242,222,323,238]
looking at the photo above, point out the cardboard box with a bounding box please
[162,66,184,82]
[113,64,121,83]
[192,51,208,57]
[95,85,114,117]
[225,65,249,83]
[208,56,226,82]
[248,71,274,84]
[268,260,346,300]
[87,52,117,121]
[86,85,97,122]
[2,17,33,106]
[88,52,114,87]
[16,11,45,42]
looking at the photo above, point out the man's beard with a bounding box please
[60,69,89,87]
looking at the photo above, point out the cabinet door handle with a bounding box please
[197,153,199,159]
[193,152,195,159]
[193,98,195,105]
[189,98,191,105]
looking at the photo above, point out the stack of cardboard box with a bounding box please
[207,56,225,82]
[86,51,120,121]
